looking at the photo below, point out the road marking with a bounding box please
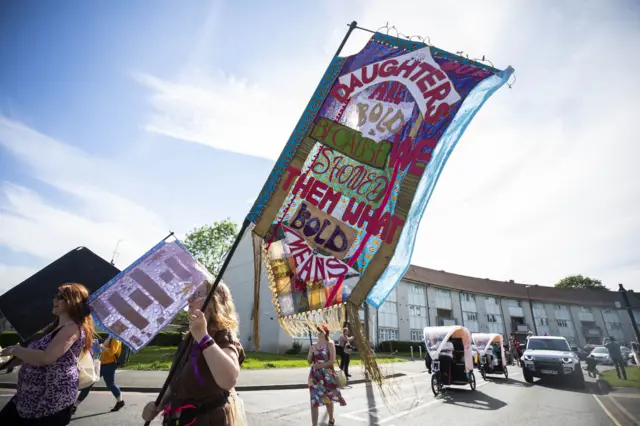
[593,395,622,426]
[341,371,519,423]
[608,396,639,425]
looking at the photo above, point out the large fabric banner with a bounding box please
[248,32,513,335]
[88,240,212,351]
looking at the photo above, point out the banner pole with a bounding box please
[335,21,358,57]
[144,220,249,425]
[144,21,360,425]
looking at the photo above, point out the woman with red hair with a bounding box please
[0,283,94,425]
[308,324,346,426]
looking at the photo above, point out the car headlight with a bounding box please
[561,357,573,364]
[523,354,533,361]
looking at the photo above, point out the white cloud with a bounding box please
[1,1,638,295]
[135,1,640,291]
[0,117,169,291]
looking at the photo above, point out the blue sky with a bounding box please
[1,0,639,294]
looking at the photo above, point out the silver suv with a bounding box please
[521,336,585,387]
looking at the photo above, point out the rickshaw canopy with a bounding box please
[472,333,506,367]
[423,325,474,372]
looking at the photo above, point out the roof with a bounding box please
[529,336,565,340]
[403,265,640,309]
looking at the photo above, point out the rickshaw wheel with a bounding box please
[504,365,509,379]
[480,366,487,381]
[431,374,440,396]
[469,371,476,391]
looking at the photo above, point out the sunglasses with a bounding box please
[54,293,65,301]
[188,291,206,303]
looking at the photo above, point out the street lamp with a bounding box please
[618,284,640,343]
[526,285,539,335]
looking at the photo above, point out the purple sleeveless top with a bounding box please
[15,325,86,418]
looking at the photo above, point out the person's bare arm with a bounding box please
[10,324,79,366]
[200,342,240,391]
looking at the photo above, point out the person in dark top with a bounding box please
[585,354,599,378]
[605,336,627,380]
[424,348,432,374]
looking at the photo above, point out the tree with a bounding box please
[171,309,189,326]
[183,219,239,276]
[555,275,608,290]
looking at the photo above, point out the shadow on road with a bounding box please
[439,388,507,411]
[481,376,533,388]
[533,377,600,395]
[70,411,111,422]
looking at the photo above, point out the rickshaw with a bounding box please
[472,333,508,380]
[424,325,476,396]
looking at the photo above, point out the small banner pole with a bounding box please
[144,220,250,425]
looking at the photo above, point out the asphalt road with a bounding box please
[0,368,620,425]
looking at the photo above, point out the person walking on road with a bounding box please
[73,336,125,414]
[308,324,346,426]
[605,336,628,380]
[337,327,354,378]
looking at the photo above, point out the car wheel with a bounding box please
[523,367,534,383]
[431,374,440,396]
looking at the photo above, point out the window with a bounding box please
[410,284,426,295]
[538,318,549,326]
[461,293,478,313]
[580,307,592,313]
[465,312,478,322]
[554,304,568,312]
[378,299,398,328]
[487,314,503,323]
[409,305,427,329]
[437,289,450,297]
[607,322,623,331]
[410,330,423,341]
[380,303,397,314]
[409,305,426,317]
[557,319,569,328]
[527,338,570,352]
[379,328,399,342]
[409,284,427,306]
[507,300,522,307]
[485,297,502,315]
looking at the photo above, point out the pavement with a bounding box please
[1,362,637,425]
[0,360,421,393]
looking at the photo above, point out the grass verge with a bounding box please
[124,346,407,371]
[600,366,640,388]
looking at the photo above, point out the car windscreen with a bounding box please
[591,347,609,354]
[527,338,570,351]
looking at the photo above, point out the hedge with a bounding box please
[378,340,425,353]
[0,331,184,348]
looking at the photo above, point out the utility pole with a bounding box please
[526,285,539,335]
[618,284,640,343]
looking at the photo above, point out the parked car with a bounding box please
[589,346,613,365]
[584,344,598,354]
[571,346,587,361]
[621,346,632,359]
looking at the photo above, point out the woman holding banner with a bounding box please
[142,281,246,425]
[0,283,94,425]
